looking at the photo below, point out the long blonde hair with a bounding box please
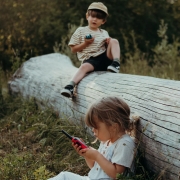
[85,96,138,135]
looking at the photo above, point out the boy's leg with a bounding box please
[71,63,94,84]
[48,171,89,180]
[61,63,94,98]
[106,38,121,73]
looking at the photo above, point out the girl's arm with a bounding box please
[95,153,126,179]
[69,38,94,53]
[72,143,95,169]
[84,156,95,169]
[82,148,126,179]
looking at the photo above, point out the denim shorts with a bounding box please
[83,51,112,71]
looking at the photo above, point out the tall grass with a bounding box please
[121,20,180,80]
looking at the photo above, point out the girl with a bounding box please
[49,96,138,180]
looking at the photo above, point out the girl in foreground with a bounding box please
[49,96,137,180]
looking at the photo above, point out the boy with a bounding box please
[61,2,120,98]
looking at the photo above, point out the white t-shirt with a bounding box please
[88,134,136,180]
[68,26,109,62]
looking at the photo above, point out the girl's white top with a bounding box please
[88,134,136,180]
[68,26,109,62]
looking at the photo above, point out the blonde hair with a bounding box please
[85,96,138,135]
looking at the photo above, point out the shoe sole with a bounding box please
[107,66,119,73]
[61,89,72,98]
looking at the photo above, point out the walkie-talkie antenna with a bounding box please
[61,129,88,149]
[61,130,72,140]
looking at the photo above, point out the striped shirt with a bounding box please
[68,26,109,62]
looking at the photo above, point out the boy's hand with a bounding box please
[84,37,94,45]
[106,38,111,45]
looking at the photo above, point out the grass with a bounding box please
[0,92,97,179]
[0,86,161,180]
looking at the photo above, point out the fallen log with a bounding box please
[8,53,180,180]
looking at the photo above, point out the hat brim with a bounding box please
[88,6,108,15]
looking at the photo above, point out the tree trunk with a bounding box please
[8,53,180,180]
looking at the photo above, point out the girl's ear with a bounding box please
[110,123,118,132]
[114,123,118,129]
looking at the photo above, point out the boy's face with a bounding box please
[86,14,106,30]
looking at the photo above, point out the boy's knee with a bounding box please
[79,64,87,71]
[79,63,94,72]
[110,38,119,45]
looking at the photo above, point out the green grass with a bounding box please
[0,93,97,179]
[0,87,161,180]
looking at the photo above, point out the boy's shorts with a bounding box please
[82,51,112,71]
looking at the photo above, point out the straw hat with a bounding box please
[88,2,108,15]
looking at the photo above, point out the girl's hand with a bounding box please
[72,138,88,156]
[72,142,99,160]
[80,147,100,160]
[72,142,84,156]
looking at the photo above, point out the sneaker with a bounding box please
[107,61,120,73]
[61,85,74,98]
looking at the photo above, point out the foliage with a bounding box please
[0,0,65,73]
[120,19,180,80]
[151,20,180,80]
[53,19,84,67]
[1,0,180,73]
[0,0,64,54]
[33,166,54,180]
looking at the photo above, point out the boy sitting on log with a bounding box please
[61,2,120,98]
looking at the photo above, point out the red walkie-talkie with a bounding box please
[61,130,88,149]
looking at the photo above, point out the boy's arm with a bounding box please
[69,38,94,53]
[69,42,87,53]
